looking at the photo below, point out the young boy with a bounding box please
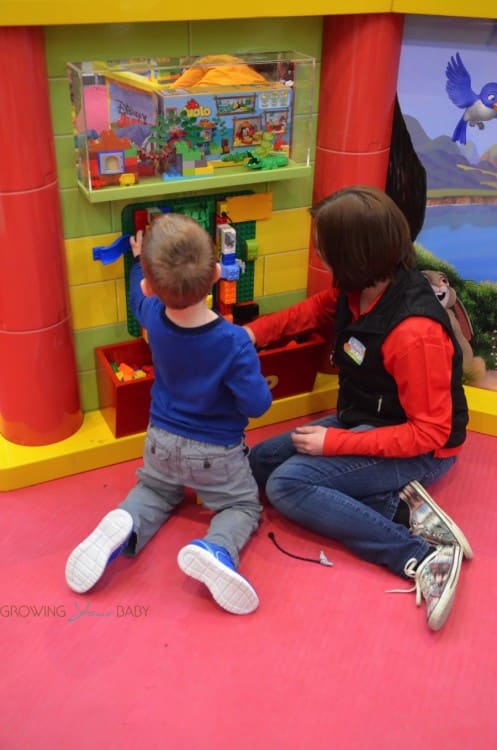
[65,213,272,614]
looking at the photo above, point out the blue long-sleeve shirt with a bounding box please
[129,260,272,445]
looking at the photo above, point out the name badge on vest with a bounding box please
[344,336,366,365]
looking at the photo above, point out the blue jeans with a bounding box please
[249,415,457,578]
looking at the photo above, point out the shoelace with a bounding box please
[385,557,419,601]
[268,532,333,567]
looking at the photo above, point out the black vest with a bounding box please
[332,267,468,447]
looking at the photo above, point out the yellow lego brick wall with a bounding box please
[66,234,126,331]
[67,209,312,333]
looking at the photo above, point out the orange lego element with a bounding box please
[218,279,237,305]
[118,362,136,381]
[224,193,272,222]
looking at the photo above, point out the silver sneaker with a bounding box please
[403,544,463,631]
[399,481,473,560]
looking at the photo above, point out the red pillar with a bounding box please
[308,13,405,295]
[0,27,82,445]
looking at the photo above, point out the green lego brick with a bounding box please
[237,261,255,303]
[244,238,259,261]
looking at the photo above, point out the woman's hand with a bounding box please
[291,425,327,455]
[130,230,143,258]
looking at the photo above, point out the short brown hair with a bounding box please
[141,213,217,309]
[310,185,416,290]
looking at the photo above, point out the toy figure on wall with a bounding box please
[445,52,497,146]
[421,270,497,390]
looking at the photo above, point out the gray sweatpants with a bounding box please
[119,425,262,566]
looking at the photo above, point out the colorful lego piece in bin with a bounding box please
[111,360,150,382]
[118,362,136,381]
[110,361,125,381]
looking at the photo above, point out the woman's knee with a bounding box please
[265,471,300,509]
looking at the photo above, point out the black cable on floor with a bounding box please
[268,532,333,567]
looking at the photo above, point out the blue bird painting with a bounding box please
[445,52,497,145]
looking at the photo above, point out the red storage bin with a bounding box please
[95,339,154,438]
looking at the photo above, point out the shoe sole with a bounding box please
[407,481,473,560]
[426,544,463,631]
[65,509,133,593]
[177,544,259,615]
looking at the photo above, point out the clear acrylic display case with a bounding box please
[67,51,315,202]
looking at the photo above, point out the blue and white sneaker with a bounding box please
[65,509,133,593]
[177,539,259,615]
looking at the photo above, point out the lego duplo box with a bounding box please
[156,85,294,173]
[95,338,154,438]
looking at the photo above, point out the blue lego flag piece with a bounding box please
[93,235,131,265]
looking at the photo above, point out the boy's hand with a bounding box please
[130,230,144,258]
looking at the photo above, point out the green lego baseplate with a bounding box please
[121,191,257,336]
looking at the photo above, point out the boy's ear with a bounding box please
[140,278,154,297]
[214,262,222,284]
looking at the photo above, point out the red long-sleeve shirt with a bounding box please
[249,287,462,459]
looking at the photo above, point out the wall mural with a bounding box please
[398,15,497,389]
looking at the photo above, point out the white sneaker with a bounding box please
[65,509,133,593]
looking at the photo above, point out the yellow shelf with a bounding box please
[78,163,312,204]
